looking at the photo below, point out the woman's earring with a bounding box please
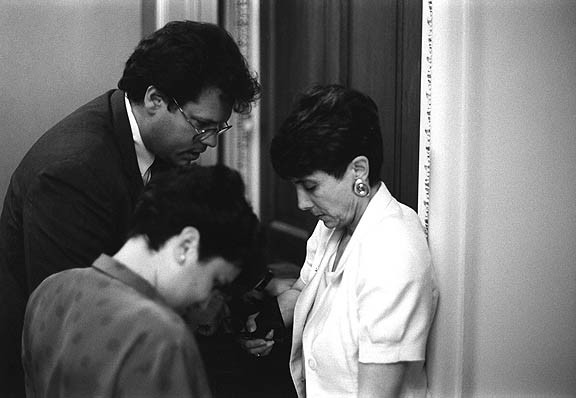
[178,254,186,265]
[353,178,370,197]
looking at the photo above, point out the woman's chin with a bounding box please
[320,217,336,229]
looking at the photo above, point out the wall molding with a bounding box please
[222,0,261,216]
[423,0,472,396]
[418,0,432,236]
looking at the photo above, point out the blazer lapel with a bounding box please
[290,228,342,394]
[332,182,393,278]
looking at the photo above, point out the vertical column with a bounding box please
[222,0,261,216]
[424,1,473,396]
[153,0,218,28]
[418,0,432,235]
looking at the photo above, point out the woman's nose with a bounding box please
[296,188,313,211]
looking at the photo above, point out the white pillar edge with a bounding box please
[424,0,474,396]
[155,0,169,28]
[248,0,261,216]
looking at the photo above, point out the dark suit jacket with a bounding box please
[0,89,145,395]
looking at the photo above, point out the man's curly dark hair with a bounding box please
[118,20,261,114]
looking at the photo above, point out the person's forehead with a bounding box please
[183,87,232,123]
[292,170,331,184]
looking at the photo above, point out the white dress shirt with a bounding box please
[125,94,155,184]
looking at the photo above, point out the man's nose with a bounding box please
[296,188,313,211]
[200,134,218,148]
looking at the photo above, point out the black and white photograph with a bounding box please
[0,1,574,397]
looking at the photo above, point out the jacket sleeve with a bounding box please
[22,158,120,291]
[355,221,437,364]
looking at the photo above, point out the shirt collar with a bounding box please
[125,94,155,181]
[92,254,168,307]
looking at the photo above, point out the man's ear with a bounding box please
[143,85,168,114]
[174,226,200,266]
[349,155,370,181]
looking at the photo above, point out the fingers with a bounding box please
[256,344,274,357]
[245,312,259,333]
[251,340,274,357]
[240,338,274,356]
[242,338,272,350]
[245,329,275,357]
[240,313,275,358]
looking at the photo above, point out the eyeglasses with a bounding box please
[172,97,232,141]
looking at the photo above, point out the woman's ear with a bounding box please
[143,85,168,114]
[350,155,370,181]
[174,226,200,266]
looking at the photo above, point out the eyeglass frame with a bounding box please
[171,97,232,141]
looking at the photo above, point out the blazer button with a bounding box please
[308,358,317,371]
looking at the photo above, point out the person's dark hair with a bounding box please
[128,165,260,268]
[118,20,261,114]
[270,85,383,185]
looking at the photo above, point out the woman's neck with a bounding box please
[347,182,380,235]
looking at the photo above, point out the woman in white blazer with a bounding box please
[247,85,438,398]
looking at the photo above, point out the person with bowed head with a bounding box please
[246,85,438,398]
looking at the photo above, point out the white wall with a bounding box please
[425,0,576,396]
[0,0,141,202]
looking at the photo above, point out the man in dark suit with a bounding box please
[0,20,260,397]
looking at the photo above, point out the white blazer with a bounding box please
[289,182,438,398]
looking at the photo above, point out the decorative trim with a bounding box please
[184,0,218,24]
[222,0,261,216]
[184,0,220,167]
[418,0,433,237]
[155,0,169,28]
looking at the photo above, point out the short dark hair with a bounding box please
[270,85,383,185]
[118,20,261,114]
[128,165,260,268]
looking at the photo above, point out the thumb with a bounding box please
[246,312,259,333]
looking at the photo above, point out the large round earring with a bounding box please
[353,178,370,197]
